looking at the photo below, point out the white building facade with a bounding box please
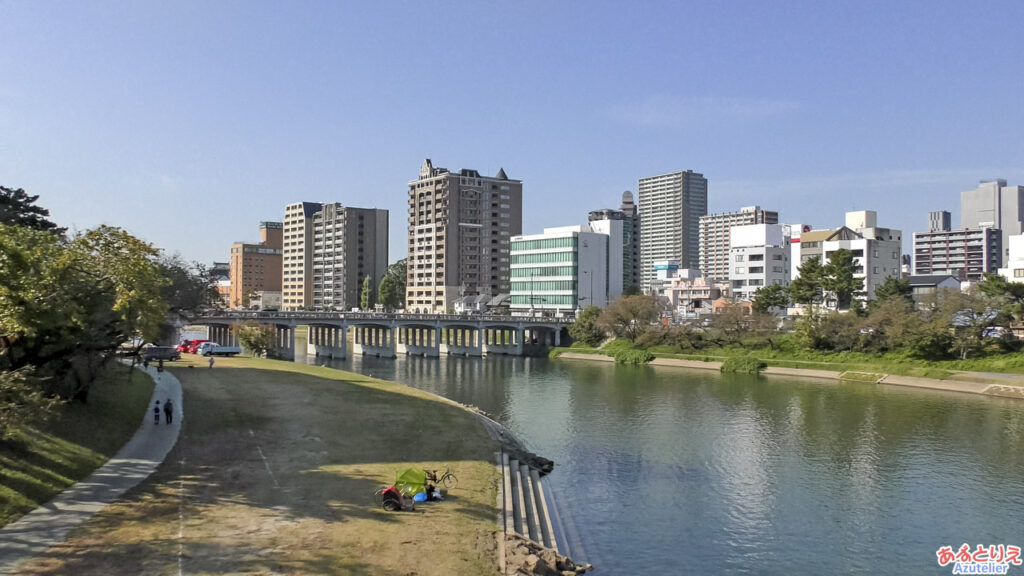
[729,224,791,302]
[510,222,623,317]
[998,235,1024,283]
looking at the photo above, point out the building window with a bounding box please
[735,255,745,262]
[1014,269,1024,278]
[735,267,746,274]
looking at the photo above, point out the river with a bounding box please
[304,350,1024,574]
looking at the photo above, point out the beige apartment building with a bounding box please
[407,159,523,313]
[229,221,283,309]
[698,206,778,282]
[282,202,322,310]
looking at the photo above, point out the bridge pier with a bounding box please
[307,325,347,359]
[396,326,440,357]
[274,325,295,360]
[483,327,525,356]
[352,325,396,358]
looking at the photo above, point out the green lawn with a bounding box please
[0,364,155,527]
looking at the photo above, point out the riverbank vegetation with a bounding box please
[0,365,154,526]
[558,267,1024,378]
[1,187,215,462]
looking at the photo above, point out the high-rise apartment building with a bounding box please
[961,179,1024,257]
[282,202,321,310]
[311,204,389,310]
[407,159,523,313]
[229,221,283,309]
[699,206,779,282]
[929,210,952,233]
[638,170,708,293]
[913,227,1001,281]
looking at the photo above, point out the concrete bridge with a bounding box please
[187,311,574,360]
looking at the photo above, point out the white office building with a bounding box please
[510,222,623,317]
[729,224,791,302]
[998,235,1024,283]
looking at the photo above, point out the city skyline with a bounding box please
[2,2,1022,266]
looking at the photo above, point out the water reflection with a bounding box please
[307,350,1024,574]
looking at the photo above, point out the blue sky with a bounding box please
[2,1,1022,266]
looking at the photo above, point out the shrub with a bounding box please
[720,356,766,374]
[611,349,654,365]
[602,339,636,352]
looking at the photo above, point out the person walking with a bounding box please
[163,398,174,424]
[208,356,214,369]
[153,400,161,425]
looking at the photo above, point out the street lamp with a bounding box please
[581,269,594,309]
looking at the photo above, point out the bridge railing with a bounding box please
[194,310,574,325]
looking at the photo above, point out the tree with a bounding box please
[360,276,375,310]
[871,276,912,308]
[383,259,407,309]
[597,295,658,341]
[977,273,1024,322]
[752,284,790,314]
[934,288,1007,360]
[72,226,169,345]
[0,368,60,439]
[377,274,400,310]
[789,256,823,306]
[569,306,605,347]
[235,322,275,357]
[0,186,64,234]
[821,249,863,310]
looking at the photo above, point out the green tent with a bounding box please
[394,468,427,497]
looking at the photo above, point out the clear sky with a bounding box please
[2,1,1022,266]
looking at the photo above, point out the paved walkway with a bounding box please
[0,366,183,575]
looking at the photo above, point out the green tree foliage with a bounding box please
[789,256,823,306]
[384,259,407,309]
[0,186,63,234]
[235,322,275,357]
[871,276,912,308]
[752,284,790,314]
[935,288,1007,360]
[977,273,1024,321]
[597,295,658,341]
[0,368,60,439]
[568,306,605,347]
[377,274,400,310]
[360,276,375,310]
[821,249,863,310]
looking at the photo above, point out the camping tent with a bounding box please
[394,468,427,497]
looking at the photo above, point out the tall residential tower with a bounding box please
[407,159,523,313]
[638,170,708,292]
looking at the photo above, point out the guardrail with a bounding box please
[194,310,574,325]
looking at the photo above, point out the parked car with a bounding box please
[143,346,181,361]
[197,342,241,357]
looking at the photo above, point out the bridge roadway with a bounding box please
[188,311,574,360]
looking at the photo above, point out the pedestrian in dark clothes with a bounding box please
[164,398,174,424]
[154,400,161,425]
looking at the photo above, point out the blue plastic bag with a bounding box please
[413,492,427,502]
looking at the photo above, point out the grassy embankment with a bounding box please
[15,355,503,576]
[0,365,155,527]
[553,339,1024,383]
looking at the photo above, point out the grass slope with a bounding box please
[0,364,155,527]
[16,355,503,576]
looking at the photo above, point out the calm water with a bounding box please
[306,351,1024,574]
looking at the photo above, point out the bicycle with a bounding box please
[426,465,458,489]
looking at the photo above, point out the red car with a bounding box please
[177,339,209,354]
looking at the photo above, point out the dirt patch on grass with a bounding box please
[15,356,503,575]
